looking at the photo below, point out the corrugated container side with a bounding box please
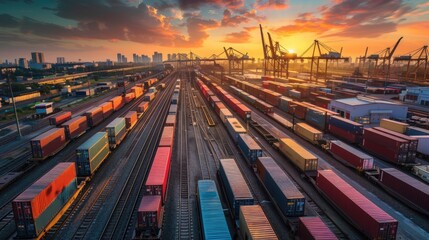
[294,122,323,143]
[379,168,429,214]
[106,118,127,147]
[76,132,109,177]
[125,111,138,129]
[380,118,408,133]
[256,157,305,217]
[62,116,88,140]
[278,138,318,172]
[219,159,254,219]
[329,140,374,170]
[137,102,149,114]
[99,102,113,119]
[197,180,231,240]
[84,106,103,127]
[237,134,263,165]
[49,111,72,126]
[137,195,162,230]
[31,128,67,159]
[168,105,177,115]
[219,108,233,124]
[239,205,277,240]
[316,170,398,239]
[298,217,338,240]
[225,118,247,142]
[165,115,176,127]
[159,126,174,147]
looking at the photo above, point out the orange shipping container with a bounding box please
[109,96,124,111]
[99,102,113,119]
[125,111,138,129]
[30,128,67,159]
[131,86,143,99]
[159,126,175,147]
[49,111,72,126]
[125,92,135,103]
[137,102,149,114]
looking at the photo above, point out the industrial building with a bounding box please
[328,97,408,123]
[399,87,429,106]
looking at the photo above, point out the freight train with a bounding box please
[30,77,159,161]
[196,74,402,239]
[135,79,180,239]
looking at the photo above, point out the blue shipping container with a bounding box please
[406,126,429,136]
[76,132,110,177]
[279,96,292,113]
[329,116,363,134]
[256,157,305,217]
[197,180,231,240]
[219,159,254,219]
[225,118,247,143]
[237,134,263,165]
[305,108,327,131]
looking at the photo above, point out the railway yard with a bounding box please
[0,68,429,240]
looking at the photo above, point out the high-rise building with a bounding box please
[31,52,45,63]
[18,58,28,69]
[152,52,163,63]
[133,53,137,63]
[141,55,150,64]
[57,57,65,64]
[117,53,122,63]
[172,53,177,61]
[121,55,127,63]
[167,54,171,61]
[106,59,114,67]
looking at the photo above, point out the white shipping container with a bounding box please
[219,108,233,124]
[410,135,429,156]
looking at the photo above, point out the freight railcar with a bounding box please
[30,128,69,160]
[105,118,127,149]
[297,217,338,240]
[144,147,172,203]
[135,195,162,239]
[239,205,278,240]
[76,132,110,178]
[62,116,88,140]
[49,111,72,126]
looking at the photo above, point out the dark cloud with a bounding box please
[221,9,264,27]
[178,0,243,10]
[271,0,414,38]
[223,30,251,43]
[0,0,33,4]
[0,0,220,48]
[256,0,288,10]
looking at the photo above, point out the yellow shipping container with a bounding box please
[294,123,323,144]
[279,138,318,172]
[380,119,408,134]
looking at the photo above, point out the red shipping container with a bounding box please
[329,140,374,170]
[288,101,306,119]
[159,126,174,147]
[137,195,162,229]
[363,139,407,164]
[109,96,124,111]
[30,128,67,160]
[99,102,113,119]
[125,111,138,129]
[298,217,338,240]
[84,106,103,127]
[12,162,76,220]
[379,168,429,215]
[214,102,226,116]
[145,147,172,202]
[62,116,87,140]
[165,115,176,127]
[236,103,251,120]
[49,111,72,126]
[364,128,409,151]
[316,170,398,239]
[328,124,360,144]
[125,92,135,103]
[137,102,149,114]
[373,127,418,151]
[263,90,281,106]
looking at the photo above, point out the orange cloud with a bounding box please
[256,0,288,10]
[223,31,251,43]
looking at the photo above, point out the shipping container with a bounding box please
[380,119,408,133]
[329,140,374,170]
[62,116,88,140]
[239,205,277,240]
[76,132,110,177]
[130,86,144,99]
[106,117,127,149]
[298,217,337,240]
[406,126,429,136]
[236,103,251,120]
[125,111,138,130]
[237,134,263,165]
[109,96,124,111]
[214,102,226,116]
[197,180,231,240]
[84,106,103,128]
[168,104,177,115]
[137,195,162,234]
[159,126,174,148]
[362,128,410,164]
[171,93,179,104]
[279,96,292,113]
[328,116,363,144]
[145,147,172,202]
[49,111,72,126]
[316,170,398,239]
[294,123,323,144]
[13,163,77,238]
[124,92,135,103]
[413,165,429,183]
[256,157,305,217]
[143,92,156,102]
[165,115,176,127]
[137,102,149,115]
[225,118,247,142]
[219,108,233,124]
[374,126,418,151]
[99,102,113,119]
[219,159,254,219]
[305,107,332,131]
[31,128,68,160]
[278,138,318,172]
[379,168,429,215]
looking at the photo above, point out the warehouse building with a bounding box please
[328,97,408,123]
[399,87,429,106]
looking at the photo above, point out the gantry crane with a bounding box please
[299,40,349,82]
[393,45,428,82]
[363,37,403,80]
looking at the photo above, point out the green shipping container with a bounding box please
[105,117,126,147]
[76,132,110,177]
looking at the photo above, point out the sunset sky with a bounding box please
[1,0,429,63]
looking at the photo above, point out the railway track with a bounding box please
[176,70,193,240]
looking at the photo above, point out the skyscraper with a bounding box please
[121,55,127,63]
[117,53,122,63]
[57,57,65,64]
[31,52,45,63]
[152,52,163,63]
[18,58,28,69]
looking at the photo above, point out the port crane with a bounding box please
[393,45,428,82]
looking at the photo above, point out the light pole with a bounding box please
[7,71,22,138]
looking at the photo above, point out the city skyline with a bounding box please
[1,0,429,62]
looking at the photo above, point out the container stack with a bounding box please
[328,116,363,144]
[76,132,110,177]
